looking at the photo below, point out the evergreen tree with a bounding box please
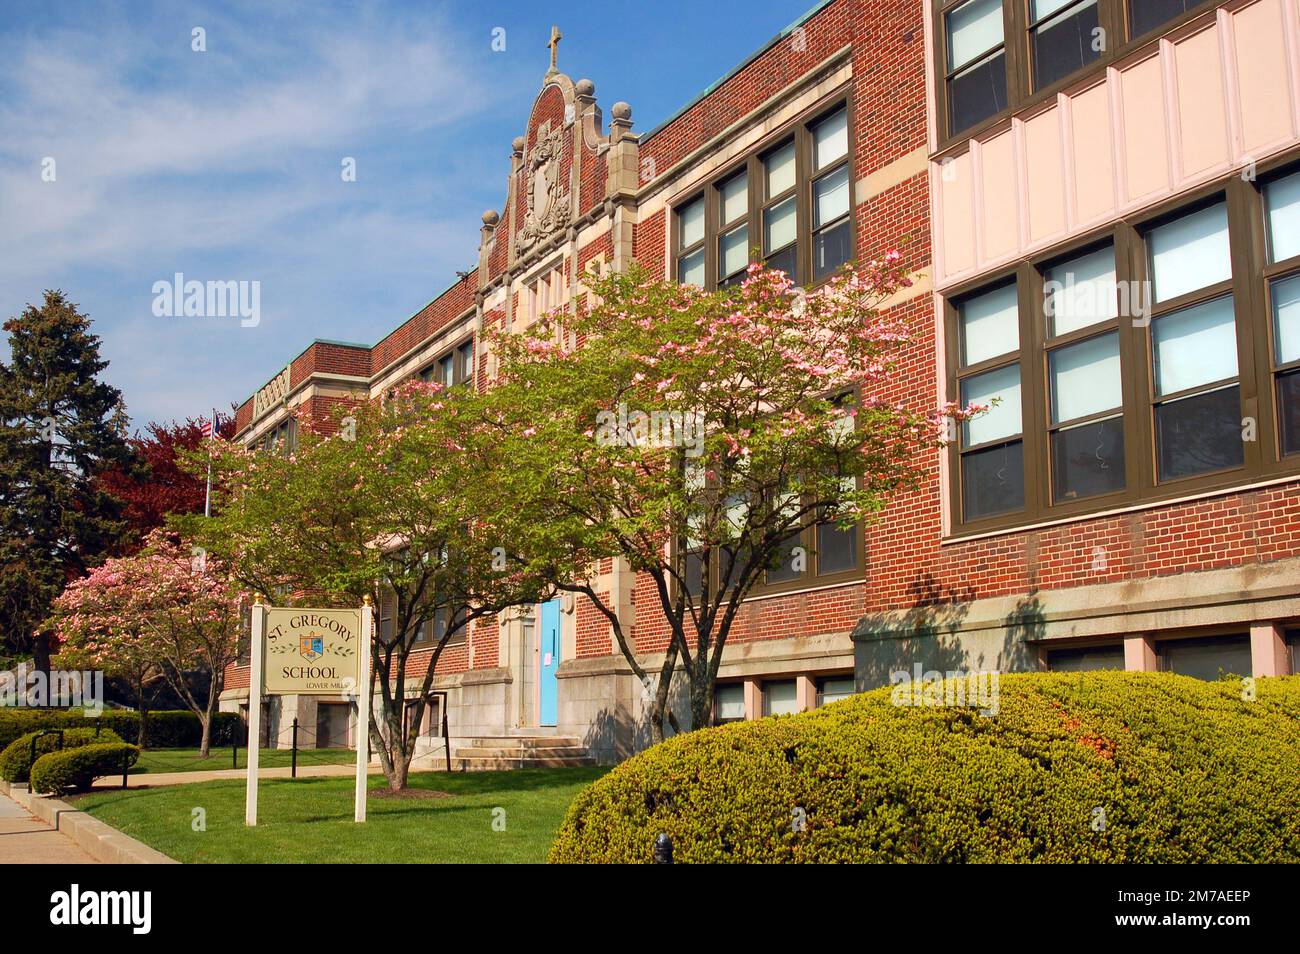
[0,290,132,665]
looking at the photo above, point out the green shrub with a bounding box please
[0,727,124,783]
[0,709,240,750]
[30,743,140,795]
[551,671,1300,863]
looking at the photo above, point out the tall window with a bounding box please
[672,99,852,290]
[947,161,1300,533]
[956,283,1024,521]
[945,0,1007,135]
[1146,203,1241,481]
[1028,0,1101,90]
[1045,245,1125,501]
[420,337,476,388]
[1265,170,1300,457]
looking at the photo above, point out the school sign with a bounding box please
[263,608,362,695]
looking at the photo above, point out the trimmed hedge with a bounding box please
[0,709,240,750]
[0,727,125,783]
[30,743,140,795]
[551,671,1300,863]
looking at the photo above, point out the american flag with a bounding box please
[200,411,215,438]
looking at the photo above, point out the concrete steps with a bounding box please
[417,734,594,771]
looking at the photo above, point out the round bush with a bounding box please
[551,671,1300,863]
[0,727,124,783]
[30,743,140,795]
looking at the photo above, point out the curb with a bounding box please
[0,778,178,865]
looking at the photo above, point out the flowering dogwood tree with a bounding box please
[184,383,550,791]
[48,529,243,753]
[468,259,974,739]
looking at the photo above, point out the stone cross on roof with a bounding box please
[547,25,562,74]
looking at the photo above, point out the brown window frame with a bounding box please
[945,154,1300,537]
[419,336,476,388]
[933,0,1222,152]
[670,91,855,293]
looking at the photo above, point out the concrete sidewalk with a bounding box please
[91,762,384,789]
[0,789,98,864]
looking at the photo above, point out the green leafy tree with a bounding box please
[0,291,132,665]
[181,383,549,790]
[465,260,970,739]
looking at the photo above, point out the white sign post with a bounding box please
[244,598,369,826]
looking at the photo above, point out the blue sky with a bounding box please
[0,0,814,429]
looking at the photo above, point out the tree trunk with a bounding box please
[688,653,713,732]
[197,671,219,758]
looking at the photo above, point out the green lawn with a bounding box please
[73,766,607,863]
[132,747,356,774]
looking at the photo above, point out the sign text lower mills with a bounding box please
[263,608,361,695]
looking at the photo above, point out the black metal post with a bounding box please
[653,832,673,864]
[121,748,129,789]
[232,721,238,769]
[291,717,298,778]
[29,729,64,785]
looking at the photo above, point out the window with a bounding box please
[1159,634,1251,680]
[672,98,852,290]
[676,195,706,287]
[955,283,1025,521]
[1130,0,1199,38]
[260,417,297,456]
[1146,204,1242,481]
[816,675,856,706]
[761,679,799,717]
[945,0,1007,135]
[1265,170,1300,457]
[420,337,476,388]
[714,683,745,724]
[1028,1,1101,91]
[935,1,1216,144]
[1046,644,1124,671]
[946,164,1300,533]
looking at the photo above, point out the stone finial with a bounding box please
[512,135,525,155]
[611,101,632,121]
[482,209,500,227]
[575,78,595,97]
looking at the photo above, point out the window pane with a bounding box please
[720,171,747,225]
[1051,415,1125,501]
[764,195,797,253]
[1160,635,1251,680]
[763,680,798,716]
[961,363,1022,445]
[1047,644,1124,671]
[767,534,804,582]
[1152,296,1238,396]
[765,243,798,282]
[949,51,1007,134]
[1155,385,1243,480]
[1272,273,1300,364]
[440,354,455,386]
[813,220,851,281]
[679,197,705,248]
[1149,203,1230,303]
[683,549,704,598]
[948,0,1004,69]
[813,165,850,228]
[715,683,745,721]
[816,520,858,575]
[720,224,749,278]
[1277,368,1300,457]
[1050,331,1121,423]
[678,248,705,287]
[1267,170,1300,263]
[962,440,1025,519]
[960,283,1019,366]
[765,141,796,197]
[813,108,848,171]
[817,677,856,705]
[1130,0,1196,38]
[1046,245,1117,336]
[1031,0,1100,91]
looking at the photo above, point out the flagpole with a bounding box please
[204,407,214,518]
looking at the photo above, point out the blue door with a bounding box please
[538,599,561,726]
